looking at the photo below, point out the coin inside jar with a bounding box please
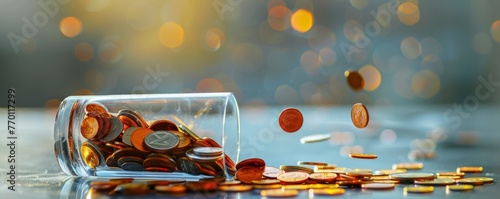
[130,128,154,152]
[193,147,224,156]
[100,116,123,142]
[185,148,223,162]
[144,131,180,152]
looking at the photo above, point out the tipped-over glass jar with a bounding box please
[54,92,240,180]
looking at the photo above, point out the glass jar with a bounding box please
[54,92,240,180]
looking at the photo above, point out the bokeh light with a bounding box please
[196,78,224,92]
[291,9,314,33]
[330,131,355,146]
[397,2,420,26]
[359,65,381,91]
[268,4,291,31]
[411,70,440,99]
[232,43,264,73]
[420,37,443,59]
[75,42,94,62]
[299,82,318,103]
[393,67,415,99]
[204,28,225,52]
[127,1,156,30]
[343,20,363,42]
[491,20,500,42]
[308,25,336,51]
[349,0,369,10]
[98,39,123,64]
[81,0,111,12]
[400,37,421,59]
[159,22,185,49]
[472,33,492,55]
[380,129,397,144]
[319,48,336,66]
[421,56,444,75]
[300,50,321,74]
[275,85,298,105]
[60,17,82,38]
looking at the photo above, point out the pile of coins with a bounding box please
[79,102,235,177]
[88,159,493,197]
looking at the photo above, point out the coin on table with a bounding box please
[252,179,280,185]
[310,188,345,195]
[218,185,253,192]
[389,173,435,181]
[261,189,299,197]
[280,165,314,174]
[263,166,285,179]
[309,172,337,182]
[278,107,303,133]
[447,184,474,191]
[392,162,424,170]
[144,131,180,152]
[236,166,263,184]
[436,172,465,177]
[457,166,483,173]
[277,171,310,184]
[466,177,494,183]
[373,169,407,176]
[456,178,484,185]
[193,147,224,156]
[351,103,369,128]
[349,153,377,159]
[414,178,455,186]
[300,134,331,144]
[236,158,266,172]
[361,183,395,190]
[346,171,373,178]
[345,70,364,91]
[404,186,434,193]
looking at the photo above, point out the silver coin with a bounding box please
[193,147,223,156]
[178,124,201,140]
[101,116,124,142]
[177,157,201,175]
[185,148,222,162]
[120,162,144,171]
[144,131,180,152]
[122,127,139,146]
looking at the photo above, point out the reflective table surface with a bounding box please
[1,105,499,198]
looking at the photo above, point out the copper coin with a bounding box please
[155,184,187,193]
[349,153,377,159]
[178,124,202,141]
[263,167,285,179]
[85,102,109,115]
[80,144,100,169]
[169,130,192,149]
[144,131,180,152]
[101,116,123,142]
[122,127,139,146]
[81,116,99,139]
[278,108,303,133]
[351,103,369,128]
[193,140,212,148]
[186,181,218,192]
[457,166,483,173]
[149,119,179,131]
[130,127,154,152]
[345,70,365,91]
[177,157,201,175]
[117,109,149,128]
[277,171,310,184]
[117,156,144,167]
[236,158,266,172]
[118,114,138,131]
[112,148,148,164]
[145,167,171,172]
[218,185,253,192]
[199,163,217,176]
[143,154,177,171]
[236,166,264,184]
[86,112,111,140]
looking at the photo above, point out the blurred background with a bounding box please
[1,0,500,107]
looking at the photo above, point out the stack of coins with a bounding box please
[234,158,266,184]
[79,102,235,178]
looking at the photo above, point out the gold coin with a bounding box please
[309,188,345,196]
[277,171,310,184]
[437,175,461,180]
[447,184,474,191]
[389,172,435,180]
[414,178,455,186]
[457,166,483,173]
[155,184,187,193]
[351,103,369,128]
[309,172,337,182]
[314,165,337,170]
[373,169,407,175]
[282,184,309,190]
[466,177,494,183]
[345,70,364,91]
[252,179,280,185]
[253,184,282,189]
[218,185,253,192]
[307,184,339,189]
[436,172,465,177]
[456,178,484,185]
[280,165,314,174]
[80,145,100,169]
[346,171,373,178]
[361,183,395,190]
[260,189,299,197]
[392,162,424,170]
[404,186,434,193]
[349,153,377,159]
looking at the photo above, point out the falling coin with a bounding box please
[278,108,303,133]
[300,134,331,144]
[351,103,369,128]
[349,153,378,159]
[297,161,328,166]
[457,166,483,173]
[345,70,364,91]
[393,162,424,170]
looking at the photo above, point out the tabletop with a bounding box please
[1,105,499,198]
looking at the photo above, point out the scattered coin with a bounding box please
[252,179,281,185]
[404,186,434,193]
[309,172,337,182]
[193,147,224,156]
[466,177,494,183]
[261,189,299,197]
[456,178,485,185]
[349,153,377,159]
[393,162,424,170]
[447,184,474,191]
[278,108,303,133]
[457,166,483,173]
[300,134,331,144]
[361,183,395,190]
[236,166,263,184]
[218,185,253,192]
[309,188,345,195]
[263,166,285,179]
[414,178,455,186]
[389,173,435,181]
[277,171,310,184]
[280,165,314,174]
[436,172,465,178]
[351,103,369,128]
[236,158,266,172]
[345,70,365,91]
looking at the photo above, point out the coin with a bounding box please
[447,184,474,191]
[101,116,123,142]
[307,184,340,189]
[280,165,314,174]
[144,131,180,152]
[351,103,369,128]
[193,147,224,156]
[346,171,373,178]
[436,172,465,177]
[117,156,144,167]
[309,172,337,182]
[253,184,282,189]
[336,179,363,187]
[149,119,179,131]
[466,177,494,183]
[117,109,149,128]
[263,166,285,179]
[389,173,435,181]
[155,184,187,193]
[236,158,266,172]
[310,188,345,195]
[121,162,144,171]
[81,116,99,139]
[414,178,455,186]
[392,162,424,170]
[457,166,483,173]
[456,178,484,185]
[252,179,281,185]
[219,181,241,186]
[169,130,192,149]
[85,102,109,115]
[236,166,263,184]
[373,169,407,175]
[362,183,395,189]
[143,155,177,171]
[178,124,202,141]
[80,144,100,169]
[349,153,377,159]
[218,185,253,192]
[300,134,331,144]
[121,127,139,146]
[345,70,364,91]
[277,171,310,184]
[278,107,303,133]
[404,186,434,193]
[176,157,201,175]
[186,148,223,162]
[129,127,154,152]
[260,189,298,197]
